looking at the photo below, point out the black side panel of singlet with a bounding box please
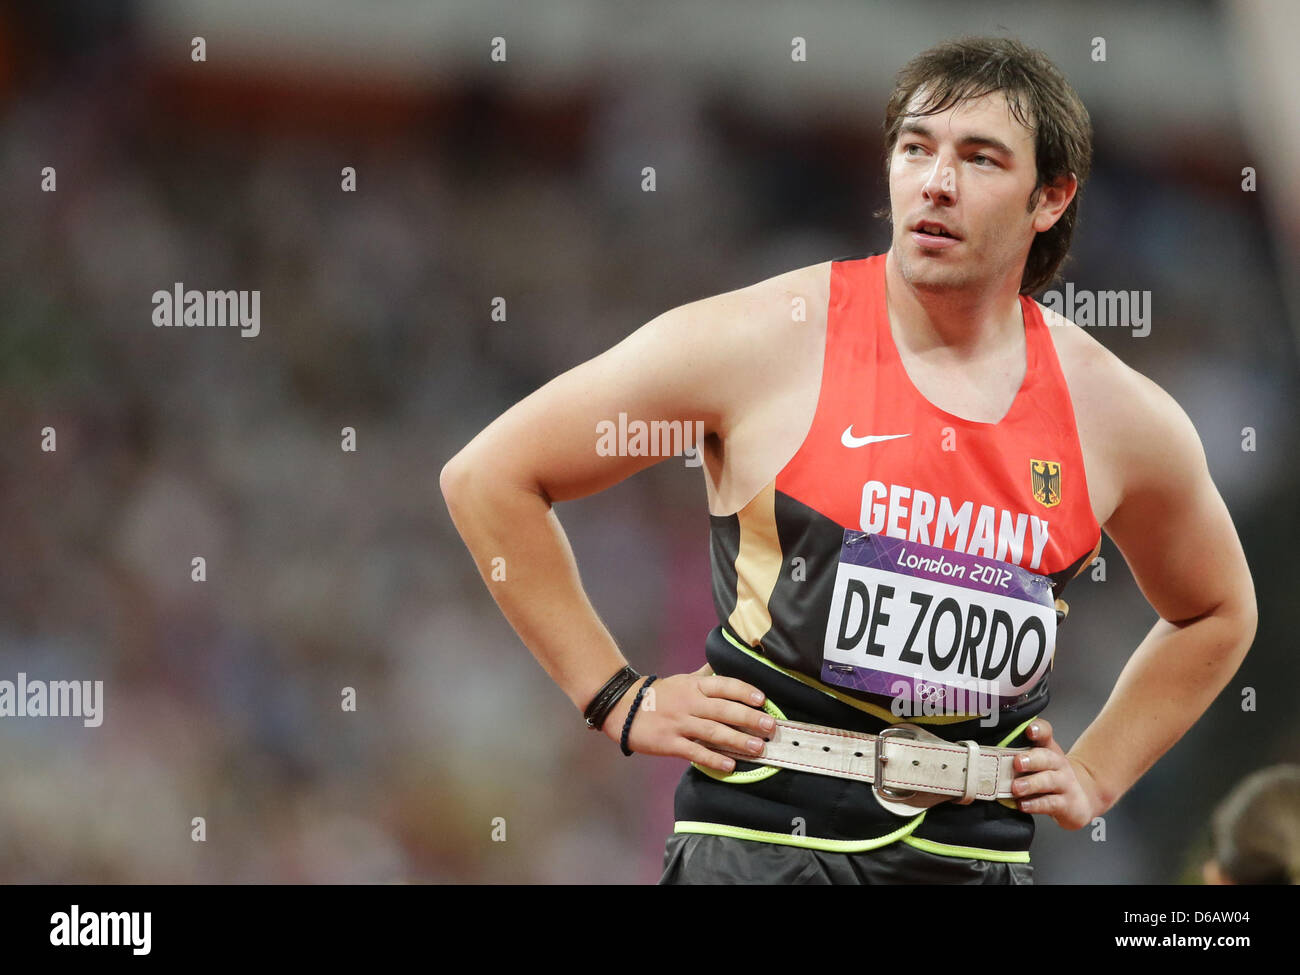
[1047,538,1101,598]
[760,490,850,673]
[708,512,742,625]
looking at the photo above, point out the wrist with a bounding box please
[1067,752,1111,819]
[582,664,640,731]
[601,676,649,745]
[618,674,659,756]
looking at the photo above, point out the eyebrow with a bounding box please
[898,121,1016,158]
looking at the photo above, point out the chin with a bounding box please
[897,253,972,292]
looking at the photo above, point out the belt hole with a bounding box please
[942,764,947,769]
[792,740,799,746]
[854,752,863,758]
[912,760,920,766]
[822,746,830,752]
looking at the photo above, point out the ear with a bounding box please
[1031,172,1078,233]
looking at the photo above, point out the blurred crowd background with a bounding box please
[0,0,1296,883]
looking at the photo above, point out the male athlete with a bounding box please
[440,36,1257,884]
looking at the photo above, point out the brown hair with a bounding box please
[1210,765,1300,884]
[879,36,1093,295]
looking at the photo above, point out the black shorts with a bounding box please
[659,832,1034,885]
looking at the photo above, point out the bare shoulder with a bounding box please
[663,260,833,424]
[669,260,832,334]
[1038,302,1207,518]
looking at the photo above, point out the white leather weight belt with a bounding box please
[712,718,1027,816]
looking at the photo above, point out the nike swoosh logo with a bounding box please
[841,427,910,448]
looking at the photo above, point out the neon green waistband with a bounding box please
[672,818,1031,863]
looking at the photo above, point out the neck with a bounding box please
[883,249,1026,358]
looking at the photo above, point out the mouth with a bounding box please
[910,219,961,248]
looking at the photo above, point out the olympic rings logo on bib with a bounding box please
[821,530,1057,713]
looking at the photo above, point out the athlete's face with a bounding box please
[887,89,1073,294]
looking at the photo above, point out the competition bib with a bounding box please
[821,530,1056,714]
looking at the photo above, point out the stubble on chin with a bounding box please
[895,245,973,293]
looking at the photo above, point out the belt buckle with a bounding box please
[873,725,919,802]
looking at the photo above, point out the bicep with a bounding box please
[448,302,734,504]
[1101,387,1253,624]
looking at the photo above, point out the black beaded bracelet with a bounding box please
[583,664,641,731]
[620,675,658,756]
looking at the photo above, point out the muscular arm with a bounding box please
[1062,368,1257,818]
[440,284,778,764]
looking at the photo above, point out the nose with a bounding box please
[921,152,956,206]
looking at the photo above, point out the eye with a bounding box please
[971,153,994,166]
[903,143,925,156]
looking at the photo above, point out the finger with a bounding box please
[682,737,742,773]
[1011,770,1062,799]
[695,697,776,737]
[1014,747,1063,775]
[1017,793,1064,817]
[691,662,713,677]
[1026,719,1067,757]
[683,716,767,759]
[698,674,766,707]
